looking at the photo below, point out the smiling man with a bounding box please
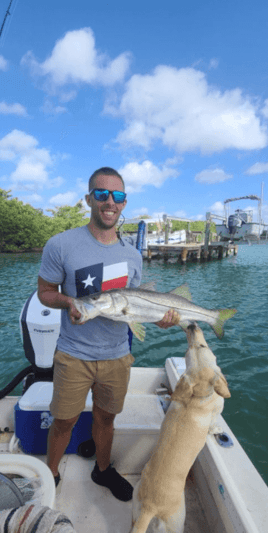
[38,167,178,501]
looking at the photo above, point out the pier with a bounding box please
[146,242,238,263]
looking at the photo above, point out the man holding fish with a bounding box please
[38,167,179,501]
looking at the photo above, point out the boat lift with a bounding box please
[206,188,267,241]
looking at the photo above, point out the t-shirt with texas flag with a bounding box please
[38,225,142,361]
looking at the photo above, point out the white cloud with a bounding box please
[21,193,43,204]
[59,90,77,103]
[0,130,38,160]
[0,129,64,190]
[119,160,179,193]
[174,210,188,218]
[0,55,8,71]
[245,162,268,175]
[49,191,78,206]
[49,176,65,188]
[131,207,149,217]
[195,167,233,184]
[105,65,267,154]
[0,102,28,116]
[40,99,67,115]
[209,201,225,215]
[21,28,131,94]
[261,99,268,118]
[209,58,219,70]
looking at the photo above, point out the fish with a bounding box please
[71,282,237,341]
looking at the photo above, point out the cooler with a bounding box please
[14,382,93,454]
[112,394,165,474]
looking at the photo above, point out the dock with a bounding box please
[146,242,238,263]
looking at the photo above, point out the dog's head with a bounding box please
[172,366,231,402]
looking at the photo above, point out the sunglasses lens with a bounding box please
[93,189,126,203]
[94,190,109,201]
[112,191,126,203]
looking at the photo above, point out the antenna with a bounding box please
[0,0,15,40]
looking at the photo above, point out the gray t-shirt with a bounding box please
[38,225,142,361]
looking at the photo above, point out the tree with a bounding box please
[46,202,90,234]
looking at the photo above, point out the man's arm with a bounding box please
[38,276,82,324]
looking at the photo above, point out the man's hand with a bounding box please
[155,309,180,329]
[68,301,84,325]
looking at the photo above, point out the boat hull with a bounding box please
[215,222,264,241]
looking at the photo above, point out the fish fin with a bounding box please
[212,309,237,338]
[169,284,192,301]
[139,281,156,291]
[129,322,146,341]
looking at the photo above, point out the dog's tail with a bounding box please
[130,508,155,533]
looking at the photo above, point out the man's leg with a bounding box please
[92,403,115,471]
[91,402,133,501]
[47,414,80,477]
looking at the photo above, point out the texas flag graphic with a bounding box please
[75,262,128,297]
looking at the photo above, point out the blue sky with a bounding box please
[1,0,268,223]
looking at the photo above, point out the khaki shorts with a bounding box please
[50,350,135,419]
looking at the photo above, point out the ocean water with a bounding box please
[0,245,268,485]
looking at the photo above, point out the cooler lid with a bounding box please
[18,382,93,411]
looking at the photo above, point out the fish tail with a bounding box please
[212,309,237,338]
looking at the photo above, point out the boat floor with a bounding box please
[0,437,211,533]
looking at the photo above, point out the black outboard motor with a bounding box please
[19,290,61,393]
[228,213,242,235]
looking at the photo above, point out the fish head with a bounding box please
[88,290,128,317]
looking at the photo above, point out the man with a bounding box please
[38,167,178,502]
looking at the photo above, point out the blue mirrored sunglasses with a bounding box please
[88,188,127,203]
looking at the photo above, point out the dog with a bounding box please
[130,323,231,533]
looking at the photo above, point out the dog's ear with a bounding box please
[172,374,194,401]
[214,373,231,398]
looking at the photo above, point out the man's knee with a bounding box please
[53,414,80,433]
[93,404,116,427]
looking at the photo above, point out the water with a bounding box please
[0,245,268,485]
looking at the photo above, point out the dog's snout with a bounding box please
[186,322,198,332]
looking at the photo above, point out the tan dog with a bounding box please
[131,323,231,533]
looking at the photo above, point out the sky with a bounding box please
[1,0,268,224]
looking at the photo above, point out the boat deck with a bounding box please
[0,436,211,533]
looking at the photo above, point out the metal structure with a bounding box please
[0,0,15,40]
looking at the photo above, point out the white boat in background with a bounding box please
[212,194,266,242]
[0,292,268,532]
[120,216,188,256]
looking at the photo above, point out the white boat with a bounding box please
[214,195,266,242]
[0,292,268,533]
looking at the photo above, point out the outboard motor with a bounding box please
[228,213,242,235]
[0,291,60,399]
[19,291,61,392]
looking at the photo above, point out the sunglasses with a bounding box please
[88,188,127,203]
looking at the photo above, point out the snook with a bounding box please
[71,283,236,341]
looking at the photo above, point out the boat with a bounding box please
[0,291,268,533]
[120,217,188,257]
[212,195,266,242]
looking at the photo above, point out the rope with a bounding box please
[0,504,77,533]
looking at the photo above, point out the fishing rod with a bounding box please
[0,0,15,40]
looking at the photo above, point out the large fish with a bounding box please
[71,282,236,341]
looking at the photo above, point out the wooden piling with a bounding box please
[181,247,188,263]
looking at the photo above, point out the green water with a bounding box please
[0,246,268,485]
